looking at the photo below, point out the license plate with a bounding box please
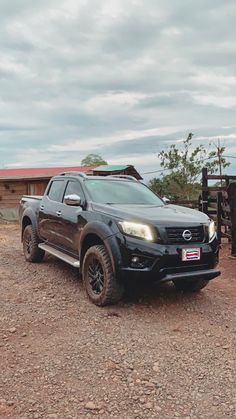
[182,248,201,261]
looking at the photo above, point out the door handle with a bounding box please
[56,210,62,217]
[40,205,44,211]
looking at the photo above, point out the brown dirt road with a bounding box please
[0,223,235,418]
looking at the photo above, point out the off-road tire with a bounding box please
[173,278,209,292]
[82,244,124,306]
[23,225,45,263]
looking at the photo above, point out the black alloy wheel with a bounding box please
[22,225,45,263]
[87,257,105,295]
[82,244,124,306]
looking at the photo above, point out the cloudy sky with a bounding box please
[0,0,236,179]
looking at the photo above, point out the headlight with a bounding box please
[119,221,154,241]
[208,220,216,242]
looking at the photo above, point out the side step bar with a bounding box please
[38,243,80,268]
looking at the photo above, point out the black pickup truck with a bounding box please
[19,172,220,306]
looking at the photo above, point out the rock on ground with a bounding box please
[0,224,236,418]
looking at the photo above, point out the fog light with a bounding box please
[130,255,145,269]
[131,256,140,264]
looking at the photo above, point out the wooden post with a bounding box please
[202,167,208,214]
[228,183,236,256]
[217,191,222,244]
[225,176,230,190]
[198,194,202,212]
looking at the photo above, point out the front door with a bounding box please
[59,179,87,255]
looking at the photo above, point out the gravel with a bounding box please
[0,224,236,418]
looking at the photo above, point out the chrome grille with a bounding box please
[166,226,205,244]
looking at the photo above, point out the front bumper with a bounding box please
[155,268,221,283]
[112,233,220,283]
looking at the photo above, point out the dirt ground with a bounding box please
[0,223,235,419]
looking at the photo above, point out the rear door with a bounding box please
[38,179,66,245]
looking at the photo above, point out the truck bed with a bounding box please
[21,195,43,201]
[19,195,43,223]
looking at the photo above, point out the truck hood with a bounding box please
[91,203,209,226]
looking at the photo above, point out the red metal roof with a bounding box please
[0,166,94,179]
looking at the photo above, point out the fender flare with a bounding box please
[79,221,123,275]
[21,208,38,241]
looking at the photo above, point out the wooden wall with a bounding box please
[0,181,28,209]
[0,179,48,209]
[27,180,48,196]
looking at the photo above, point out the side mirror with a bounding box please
[162,196,170,204]
[64,194,82,206]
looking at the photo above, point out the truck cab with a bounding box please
[19,172,220,306]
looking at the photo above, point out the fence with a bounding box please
[200,168,236,256]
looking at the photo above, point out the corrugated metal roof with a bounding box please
[93,165,129,171]
[0,166,94,180]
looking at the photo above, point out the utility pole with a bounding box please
[217,138,223,186]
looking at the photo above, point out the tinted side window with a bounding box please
[48,180,65,202]
[64,181,84,200]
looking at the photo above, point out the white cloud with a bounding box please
[84,92,147,113]
[196,133,236,141]
[50,125,192,152]
[0,55,35,78]
[193,94,236,109]
[0,0,236,174]
[162,27,182,37]
[192,71,236,91]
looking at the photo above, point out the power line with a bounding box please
[141,155,236,175]
[141,155,215,175]
[141,168,170,175]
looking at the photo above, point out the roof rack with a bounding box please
[59,171,87,178]
[107,174,138,182]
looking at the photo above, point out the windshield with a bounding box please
[85,179,164,205]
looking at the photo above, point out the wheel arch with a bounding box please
[80,233,104,265]
[21,209,38,241]
[79,222,122,275]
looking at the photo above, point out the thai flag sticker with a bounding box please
[182,248,201,261]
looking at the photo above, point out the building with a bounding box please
[90,165,142,180]
[0,166,93,220]
[0,164,142,220]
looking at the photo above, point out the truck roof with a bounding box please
[57,172,139,182]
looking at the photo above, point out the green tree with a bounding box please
[149,133,230,200]
[149,174,202,201]
[81,154,107,167]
